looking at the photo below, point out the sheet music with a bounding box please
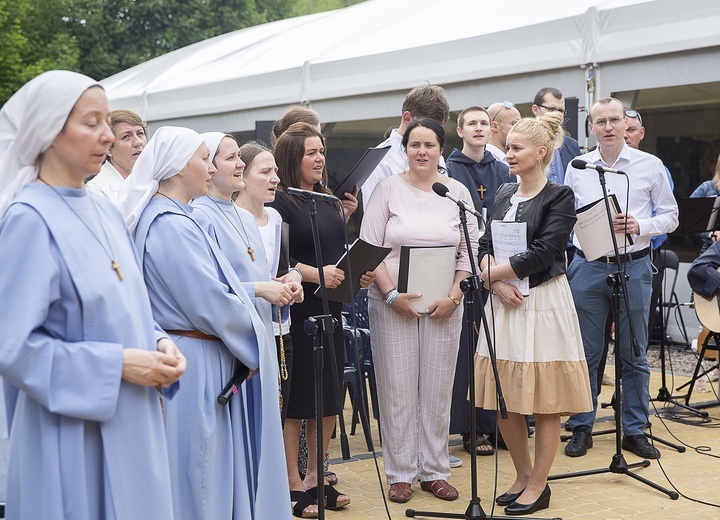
[708,196,720,231]
[491,221,529,296]
[574,194,633,260]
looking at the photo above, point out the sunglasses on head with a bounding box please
[625,109,642,126]
[490,101,516,123]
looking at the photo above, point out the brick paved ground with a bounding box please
[323,368,720,519]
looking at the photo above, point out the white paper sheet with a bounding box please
[491,221,529,296]
[574,195,633,261]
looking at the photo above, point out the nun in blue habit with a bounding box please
[119,127,291,520]
[192,132,301,354]
[0,71,185,519]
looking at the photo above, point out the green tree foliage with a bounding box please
[0,0,366,107]
[0,0,80,105]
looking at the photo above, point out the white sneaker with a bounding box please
[449,455,462,468]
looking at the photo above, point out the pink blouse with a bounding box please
[360,174,479,301]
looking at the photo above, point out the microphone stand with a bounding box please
[302,196,351,520]
[647,255,704,425]
[407,206,545,520]
[548,169,678,500]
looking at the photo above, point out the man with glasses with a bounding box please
[563,97,678,460]
[486,101,521,165]
[531,87,581,184]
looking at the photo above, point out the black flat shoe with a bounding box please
[495,488,525,506]
[504,484,551,516]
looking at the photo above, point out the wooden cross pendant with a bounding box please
[477,184,487,200]
[247,246,256,262]
[111,260,124,281]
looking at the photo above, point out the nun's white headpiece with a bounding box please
[118,126,203,233]
[201,132,234,163]
[0,70,100,216]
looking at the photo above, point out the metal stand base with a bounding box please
[405,210,550,520]
[549,453,678,500]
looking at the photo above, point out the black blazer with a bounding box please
[479,181,577,288]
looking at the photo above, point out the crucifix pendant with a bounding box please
[111,260,124,281]
[247,246,255,262]
[477,184,487,200]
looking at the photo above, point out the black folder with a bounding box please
[332,145,391,199]
[315,238,391,303]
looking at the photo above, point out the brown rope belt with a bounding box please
[165,329,221,342]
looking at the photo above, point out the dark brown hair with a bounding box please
[402,85,450,125]
[273,122,330,194]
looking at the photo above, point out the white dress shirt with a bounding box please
[564,143,678,255]
[485,143,508,165]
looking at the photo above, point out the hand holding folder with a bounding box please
[315,238,391,303]
[398,246,457,313]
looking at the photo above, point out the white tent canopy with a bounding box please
[102,0,720,132]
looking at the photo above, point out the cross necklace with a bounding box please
[37,177,123,281]
[205,196,256,261]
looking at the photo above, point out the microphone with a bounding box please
[287,187,339,202]
[216,363,250,405]
[571,159,625,175]
[432,182,482,219]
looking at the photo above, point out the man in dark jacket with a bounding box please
[446,106,514,234]
[446,106,514,455]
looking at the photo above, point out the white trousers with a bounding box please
[369,299,462,484]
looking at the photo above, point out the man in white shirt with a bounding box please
[361,85,450,210]
[485,101,521,165]
[563,97,678,460]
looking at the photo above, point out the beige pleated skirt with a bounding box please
[474,274,593,416]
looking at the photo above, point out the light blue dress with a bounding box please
[0,183,175,520]
[135,196,290,520]
[192,196,275,350]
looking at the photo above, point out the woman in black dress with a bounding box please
[270,122,372,517]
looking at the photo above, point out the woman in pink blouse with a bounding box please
[360,118,478,504]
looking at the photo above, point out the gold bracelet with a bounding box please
[448,295,461,306]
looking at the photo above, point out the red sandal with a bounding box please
[420,479,459,501]
[388,482,413,503]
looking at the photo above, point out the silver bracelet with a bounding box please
[288,267,303,282]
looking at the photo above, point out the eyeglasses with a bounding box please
[624,109,642,126]
[490,101,515,123]
[537,104,567,115]
[592,117,625,127]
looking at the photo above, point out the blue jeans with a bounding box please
[566,254,652,436]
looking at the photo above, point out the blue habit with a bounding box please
[135,196,290,520]
[0,183,175,520]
